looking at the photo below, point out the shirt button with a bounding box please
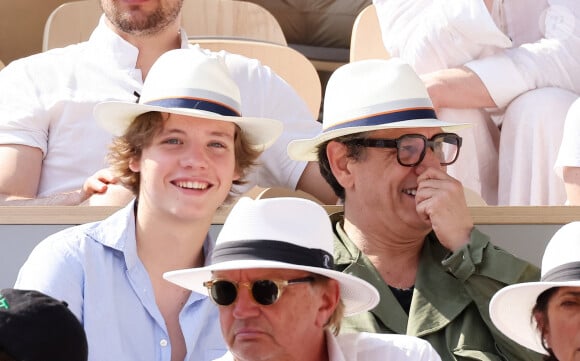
[160,339,168,347]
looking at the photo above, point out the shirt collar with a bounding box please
[88,15,190,70]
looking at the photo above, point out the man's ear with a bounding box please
[314,279,340,329]
[326,141,355,190]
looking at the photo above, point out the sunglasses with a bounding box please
[347,132,462,167]
[203,276,315,306]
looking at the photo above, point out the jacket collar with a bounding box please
[331,212,472,337]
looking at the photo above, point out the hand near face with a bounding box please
[415,167,474,252]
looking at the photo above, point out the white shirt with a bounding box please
[373,0,580,108]
[0,16,320,197]
[214,330,442,361]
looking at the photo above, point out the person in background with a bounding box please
[372,0,580,205]
[555,98,580,205]
[490,221,580,361]
[288,58,543,360]
[0,0,335,206]
[0,288,88,361]
[14,49,282,361]
[165,196,442,361]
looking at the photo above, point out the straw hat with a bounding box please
[287,58,469,161]
[489,221,580,354]
[164,197,379,316]
[94,48,282,149]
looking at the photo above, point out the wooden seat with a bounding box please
[254,187,323,204]
[42,0,102,52]
[464,186,488,206]
[42,0,286,52]
[182,0,286,45]
[191,38,321,118]
[349,4,390,62]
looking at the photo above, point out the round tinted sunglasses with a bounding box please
[203,276,315,306]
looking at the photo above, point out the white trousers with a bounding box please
[556,97,580,174]
[442,108,500,205]
[498,88,578,205]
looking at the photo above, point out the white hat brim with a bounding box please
[164,259,379,316]
[490,280,580,354]
[287,118,470,161]
[94,101,283,149]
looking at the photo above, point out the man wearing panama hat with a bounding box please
[0,0,335,207]
[165,197,442,361]
[287,58,542,361]
[490,221,580,361]
[15,49,282,361]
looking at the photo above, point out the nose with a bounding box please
[231,286,261,319]
[180,143,209,169]
[414,146,443,174]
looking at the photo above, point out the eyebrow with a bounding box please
[558,290,580,298]
[160,128,235,139]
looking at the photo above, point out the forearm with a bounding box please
[0,190,83,206]
[442,230,542,360]
[421,67,497,110]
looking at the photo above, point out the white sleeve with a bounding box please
[0,56,53,155]
[221,52,322,192]
[466,0,580,108]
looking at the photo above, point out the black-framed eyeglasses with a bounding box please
[348,132,462,167]
[203,277,315,306]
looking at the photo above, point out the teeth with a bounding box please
[403,188,417,196]
[176,181,208,190]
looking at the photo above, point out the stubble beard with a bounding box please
[100,0,183,36]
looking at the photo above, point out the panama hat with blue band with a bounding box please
[287,58,470,161]
[94,48,282,150]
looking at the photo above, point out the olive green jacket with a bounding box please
[331,213,543,361]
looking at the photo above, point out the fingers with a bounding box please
[415,168,473,251]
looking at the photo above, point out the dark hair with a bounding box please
[532,287,559,361]
[107,112,260,198]
[316,132,370,201]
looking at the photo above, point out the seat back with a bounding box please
[42,0,102,52]
[349,4,389,62]
[182,0,286,45]
[42,0,286,52]
[254,187,323,204]
[192,38,320,118]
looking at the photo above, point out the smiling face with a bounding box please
[100,0,183,36]
[328,127,446,232]
[535,286,580,361]
[130,113,239,222]
[214,268,338,361]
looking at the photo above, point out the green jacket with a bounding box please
[331,213,543,361]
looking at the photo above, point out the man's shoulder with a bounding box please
[336,332,439,360]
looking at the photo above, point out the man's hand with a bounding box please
[421,67,496,110]
[415,167,474,251]
[80,168,134,206]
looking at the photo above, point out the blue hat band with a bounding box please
[145,97,240,117]
[324,108,437,133]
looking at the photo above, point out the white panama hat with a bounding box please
[287,58,470,161]
[94,48,282,149]
[489,221,580,355]
[164,197,380,316]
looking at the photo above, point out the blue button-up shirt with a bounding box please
[15,201,226,361]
